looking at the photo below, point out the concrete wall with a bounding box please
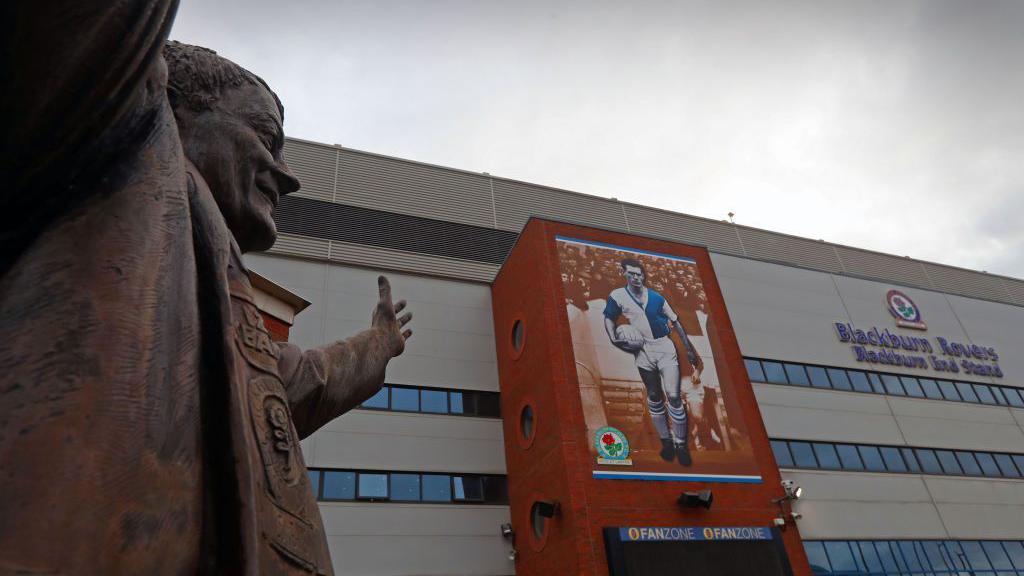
[246,254,512,576]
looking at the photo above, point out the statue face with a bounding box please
[182,82,300,252]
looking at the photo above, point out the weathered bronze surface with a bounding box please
[0,3,410,574]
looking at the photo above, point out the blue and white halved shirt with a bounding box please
[603,286,678,340]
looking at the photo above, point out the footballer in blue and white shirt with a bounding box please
[603,258,704,466]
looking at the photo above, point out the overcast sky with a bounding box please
[171,0,1024,278]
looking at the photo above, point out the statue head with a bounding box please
[163,41,300,253]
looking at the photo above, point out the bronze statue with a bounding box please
[0,3,410,574]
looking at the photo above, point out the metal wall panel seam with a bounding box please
[331,147,340,203]
[620,201,631,233]
[832,244,847,273]
[487,174,497,229]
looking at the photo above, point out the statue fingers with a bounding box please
[398,312,412,327]
[394,299,407,313]
[402,329,413,340]
[377,275,393,304]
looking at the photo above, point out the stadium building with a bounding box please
[248,136,1024,576]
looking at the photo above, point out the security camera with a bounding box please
[500,523,514,540]
[773,517,786,527]
[790,512,802,521]
[781,480,802,500]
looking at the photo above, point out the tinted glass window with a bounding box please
[900,448,921,472]
[990,386,1008,405]
[881,374,905,395]
[1003,387,1024,408]
[1012,456,1024,478]
[763,361,787,384]
[921,541,947,569]
[803,541,831,574]
[1004,541,1024,569]
[901,377,924,397]
[898,541,924,571]
[918,378,942,399]
[390,387,420,411]
[961,541,992,569]
[421,389,448,413]
[449,392,464,414]
[873,541,899,571]
[983,541,1014,570]
[744,359,765,382]
[936,450,963,474]
[836,444,864,470]
[879,447,907,472]
[390,473,420,501]
[973,384,997,405]
[308,470,321,498]
[421,474,452,502]
[858,446,886,471]
[915,449,942,474]
[357,473,389,499]
[938,380,961,401]
[322,471,356,500]
[770,440,793,467]
[362,387,389,409]
[974,452,1001,477]
[476,393,501,417]
[789,441,817,468]
[784,363,810,386]
[954,451,982,475]
[868,373,886,394]
[955,382,979,403]
[858,541,883,572]
[824,541,857,571]
[453,476,484,501]
[806,366,830,388]
[812,443,841,470]
[848,371,872,393]
[994,454,1022,477]
[483,476,509,503]
[827,368,852,391]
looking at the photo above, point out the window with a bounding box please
[1004,387,1024,408]
[422,474,452,502]
[762,361,787,384]
[812,443,841,470]
[995,453,1022,477]
[420,389,448,413]
[784,363,810,386]
[881,374,905,395]
[858,445,886,471]
[900,376,924,398]
[974,384,997,405]
[938,380,961,401]
[879,447,907,472]
[357,473,389,499]
[824,541,857,572]
[390,387,419,411]
[836,444,864,470]
[918,378,942,399]
[954,451,982,475]
[789,442,817,468]
[955,382,979,403]
[827,368,852,391]
[744,359,765,382]
[991,386,1009,405]
[389,473,420,501]
[868,373,886,394]
[806,366,831,389]
[804,541,831,574]
[935,450,963,474]
[974,452,1001,477]
[453,475,484,502]
[915,449,942,474]
[770,440,793,467]
[322,471,356,500]
[308,470,321,498]
[1013,455,1024,475]
[900,448,921,473]
[983,541,1014,570]
[848,371,872,393]
[449,392,464,413]
[363,387,389,409]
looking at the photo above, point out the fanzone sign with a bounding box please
[619,526,772,542]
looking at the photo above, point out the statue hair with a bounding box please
[163,41,283,118]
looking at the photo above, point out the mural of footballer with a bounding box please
[603,258,704,466]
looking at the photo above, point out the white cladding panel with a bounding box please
[945,293,1024,390]
[320,504,513,576]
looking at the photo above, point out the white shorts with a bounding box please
[682,375,705,414]
[635,336,678,373]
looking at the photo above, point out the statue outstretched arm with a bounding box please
[277,276,412,439]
